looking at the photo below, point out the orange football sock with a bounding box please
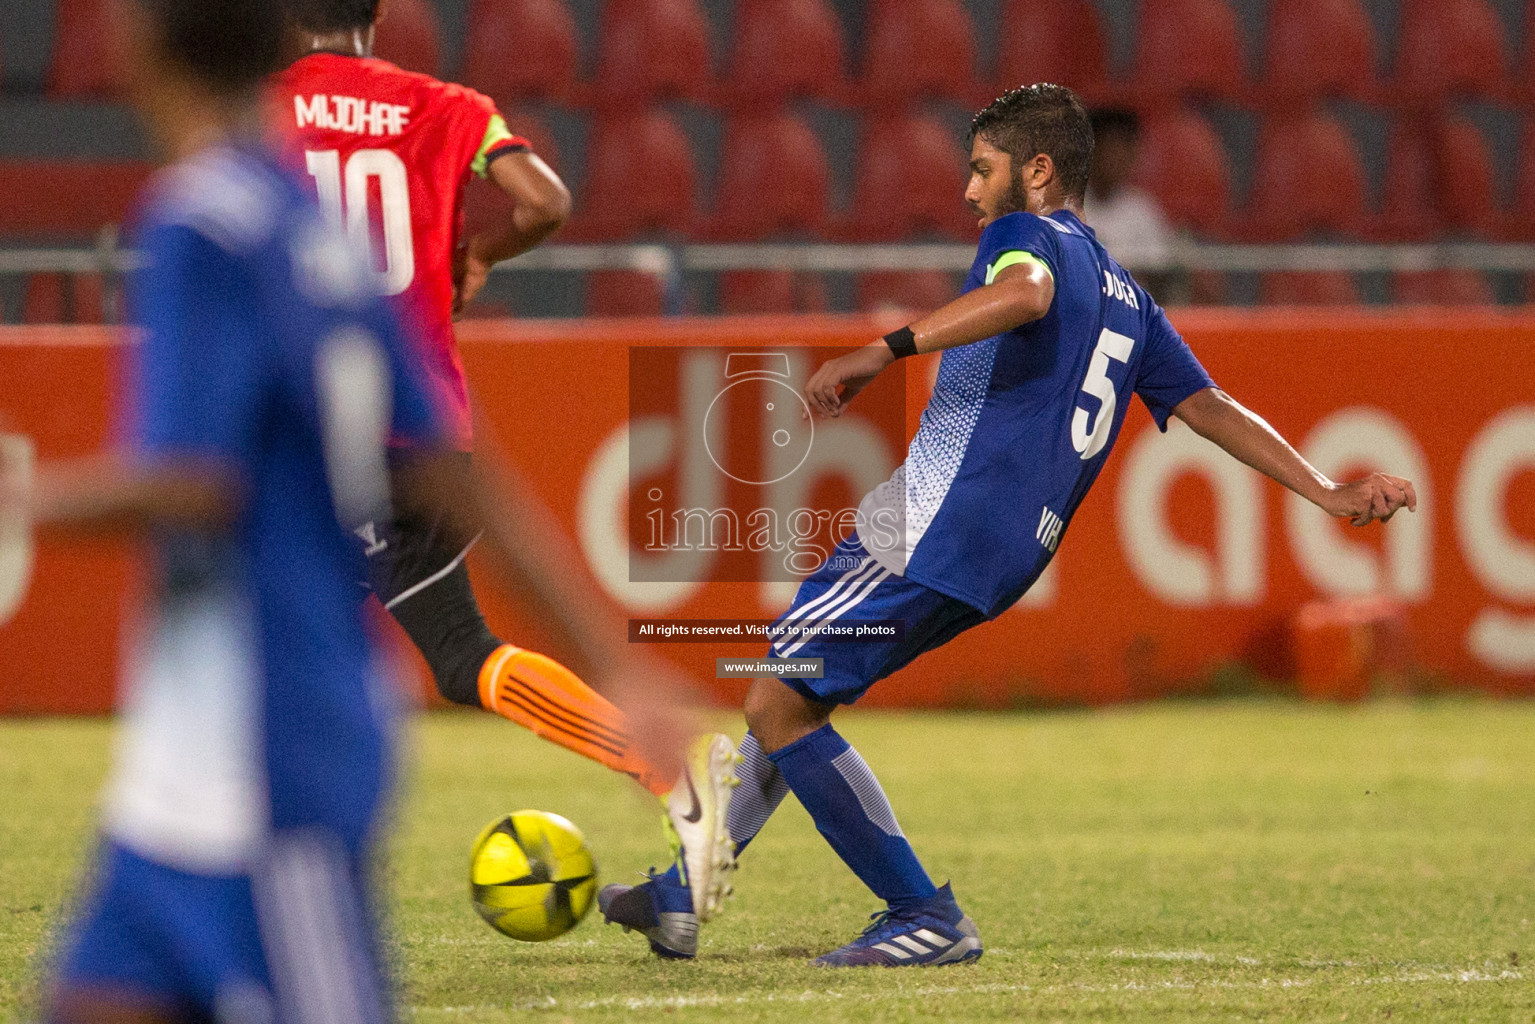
[477,644,672,797]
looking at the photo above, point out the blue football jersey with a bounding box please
[104,144,440,871]
[855,210,1214,617]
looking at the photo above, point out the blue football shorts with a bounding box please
[766,534,988,705]
[54,832,389,1024]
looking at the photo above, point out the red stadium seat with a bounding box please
[1132,0,1247,105]
[1512,122,1535,239]
[461,0,580,107]
[850,116,973,242]
[1380,114,1498,240]
[726,0,846,107]
[576,110,697,240]
[461,111,563,241]
[1189,271,1230,305]
[0,162,153,237]
[1242,112,1367,240]
[1433,116,1499,238]
[1525,0,1535,107]
[593,0,713,108]
[373,0,443,77]
[718,271,828,314]
[1379,120,1434,241]
[996,0,1109,102]
[857,271,956,314]
[1393,270,1496,304]
[1132,110,1232,237]
[1259,0,1376,108]
[587,271,666,316]
[48,0,118,98]
[24,275,68,325]
[862,0,978,107]
[1390,0,1508,108]
[23,273,106,324]
[1257,272,1361,305]
[712,113,830,240]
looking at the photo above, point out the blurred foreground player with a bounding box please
[16,2,704,1020]
[271,1,738,939]
[603,84,1417,966]
[24,2,430,1020]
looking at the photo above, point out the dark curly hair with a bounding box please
[286,0,381,33]
[137,0,287,94]
[970,84,1094,203]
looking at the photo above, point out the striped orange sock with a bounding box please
[477,644,672,797]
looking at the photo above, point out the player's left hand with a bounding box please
[1322,472,1418,527]
[451,245,493,318]
[804,341,896,418]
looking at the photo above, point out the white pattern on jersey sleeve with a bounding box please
[856,338,1001,575]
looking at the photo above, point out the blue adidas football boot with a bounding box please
[813,883,983,967]
[597,870,698,959]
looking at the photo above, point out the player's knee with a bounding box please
[744,676,829,754]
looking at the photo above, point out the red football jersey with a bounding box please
[270,54,528,448]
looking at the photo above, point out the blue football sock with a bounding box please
[726,731,790,857]
[768,724,936,909]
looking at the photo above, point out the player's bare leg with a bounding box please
[742,673,834,752]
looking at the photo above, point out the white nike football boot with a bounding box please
[660,732,740,921]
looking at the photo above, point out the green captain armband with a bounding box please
[985,250,1052,286]
[471,115,527,179]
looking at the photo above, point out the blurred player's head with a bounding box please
[122,0,286,96]
[118,0,286,151]
[1087,108,1141,200]
[967,84,1093,227]
[287,0,384,47]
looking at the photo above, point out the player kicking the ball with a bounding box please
[271,0,738,941]
[602,84,1417,966]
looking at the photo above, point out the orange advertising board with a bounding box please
[3,310,1534,714]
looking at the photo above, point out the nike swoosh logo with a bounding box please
[681,772,703,824]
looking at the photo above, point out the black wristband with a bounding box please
[882,326,918,359]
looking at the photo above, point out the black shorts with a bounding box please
[360,452,479,610]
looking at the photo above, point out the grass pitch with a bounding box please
[3,700,1533,1022]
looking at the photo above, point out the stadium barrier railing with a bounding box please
[1,238,1533,320]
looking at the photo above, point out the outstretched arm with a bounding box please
[804,259,1055,417]
[454,151,572,313]
[25,455,242,536]
[1172,387,1416,526]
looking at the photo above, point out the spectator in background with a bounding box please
[1085,109,1175,298]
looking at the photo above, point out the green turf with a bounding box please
[3,701,1533,1022]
